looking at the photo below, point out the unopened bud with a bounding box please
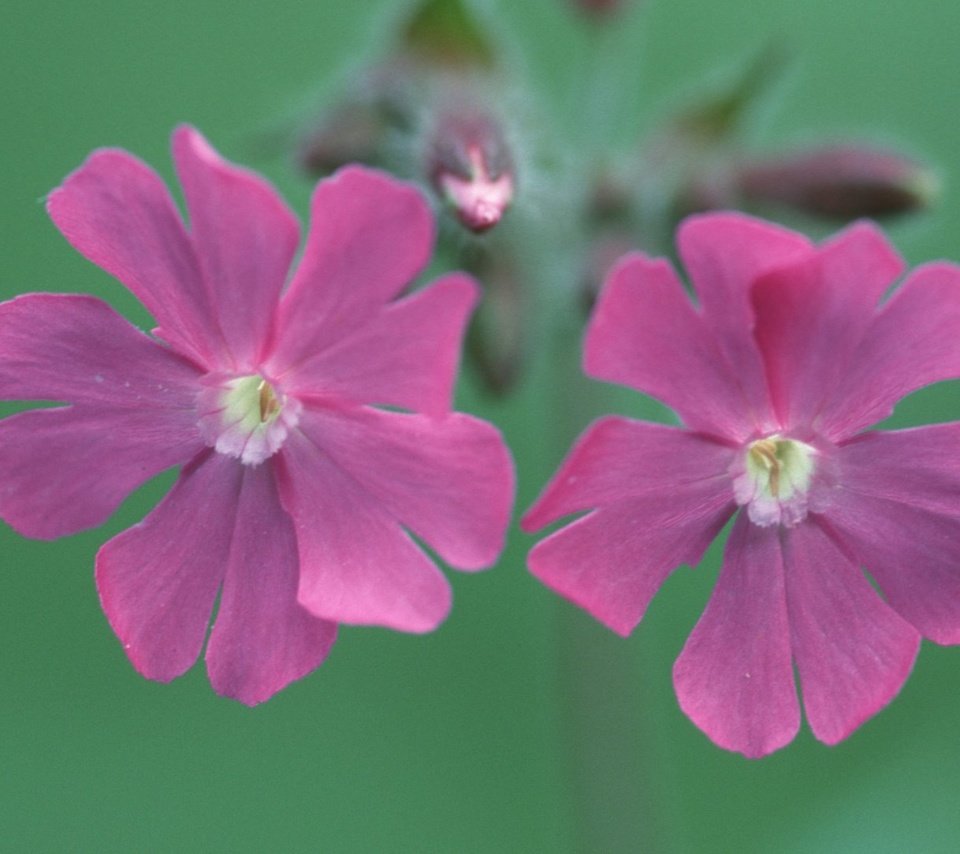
[297,63,415,177]
[580,233,636,314]
[736,145,938,219]
[461,244,526,394]
[571,0,628,19]
[427,108,515,233]
[402,0,495,71]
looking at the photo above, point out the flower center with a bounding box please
[733,434,817,527]
[197,373,301,466]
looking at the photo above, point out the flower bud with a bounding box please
[427,107,515,233]
[401,0,495,71]
[736,145,938,219]
[571,0,629,19]
[460,243,526,394]
[297,63,415,177]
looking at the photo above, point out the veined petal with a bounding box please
[276,429,453,633]
[95,452,238,683]
[0,406,202,540]
[676,213,812,433]
[522,416,736,530]
[206,464,337,706]
[272,167,434,370]
[784,520,919,746]
[584,255,766,440]
[752,222,904,431]
[818,262,960,438]
[0,293,202,407]
[172,126,300,368]
[291,406,512,571]
[46,147,220,365]
[526,482,735,637]
[673,517,799,758]
[276,273,478,418]
[825,425,960,643]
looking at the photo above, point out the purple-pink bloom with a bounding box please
[523,213,960,756]
[0,127,514,705]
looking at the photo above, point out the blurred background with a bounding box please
[2,1,959,851]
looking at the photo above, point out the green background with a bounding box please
[2,1,959,851]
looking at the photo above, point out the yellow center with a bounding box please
[736,434,817,527]
[197,373,301,466]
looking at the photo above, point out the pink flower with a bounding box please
[0,127,514,705]
[523,213,960,756]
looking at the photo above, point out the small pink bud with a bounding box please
[736,145,938,219]
[427,109,515,233]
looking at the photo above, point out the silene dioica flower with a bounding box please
[523,213,960,756]
[0,126,514,704]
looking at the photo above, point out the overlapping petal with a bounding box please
[205,464,337,706]
[172,126,300,369]
[783,521,919,745]
[751,222,904,431]
[673,517,799,758]
[46,147,220,366]
[96,453,238,683]
[271,167,434,371]
[277,273,478,418]
[276,427,454,633]
[584,255,769,440]
[818,262,960,438]
[676,213,812,431]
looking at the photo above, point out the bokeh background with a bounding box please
[3,1,960,851]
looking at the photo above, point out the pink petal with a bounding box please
[678,212,812,321]
[46,147,220,366]
[172,126,299,369]
[0,407,202,540]
[95,452,238,683]
[818,262,960,438]
[290,405,513,571]
[673,517,799,758]
[584,255,768,441]
[271,167,434,370]
[752,222,904,431]
[276,273,478,419]
[205,464,337,706]
[522,416,736,530]
[526,481,735,637]
[0,293,202,407]
[783,520,919,746]
[276,429,454,633]
[825,425,960,643]
[676,213,812,433]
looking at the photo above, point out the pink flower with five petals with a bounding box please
[523,213,960,756]
[0,127,514,705]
